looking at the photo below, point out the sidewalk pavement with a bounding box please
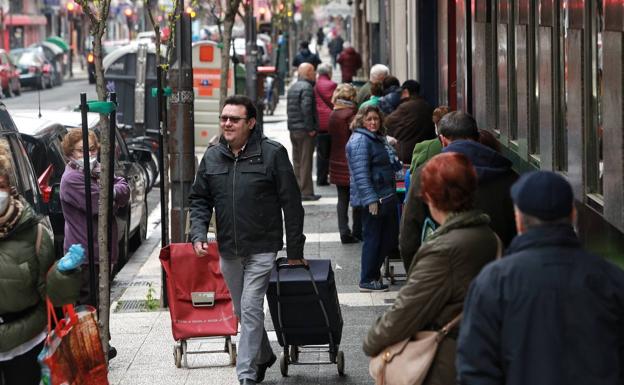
[107,58,400,385]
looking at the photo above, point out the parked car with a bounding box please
[10,48,53,89]
[11,110,150,266]
[0,49,21,97]
[0,104,52,236]
[229,38,271,65]
[30,42,64,86]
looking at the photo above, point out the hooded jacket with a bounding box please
[457,224,624,385]
[400,139,517,271]
[314,74,337,133]
[346,128,398,207]
[365,210,498,385]
[378,85,403,115]
[189,128,306,260]
[0,203,81,352]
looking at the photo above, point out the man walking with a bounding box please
[457,171,624,385]
[287,62,320,200]
[189,96,307,385]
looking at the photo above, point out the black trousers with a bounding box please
[0,340,44,385]
[336,185,363,237]
[316,133,331,185]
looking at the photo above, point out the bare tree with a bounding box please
[74,0,113,361]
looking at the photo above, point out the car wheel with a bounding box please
[37,75,44,90]
[130,200,148,250]
[46,76,53,89]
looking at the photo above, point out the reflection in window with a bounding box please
[595,1,604,196]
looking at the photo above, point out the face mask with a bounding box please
[0,191,9,214]
[89,156,98,170]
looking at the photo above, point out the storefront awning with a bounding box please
[4,15,47,26]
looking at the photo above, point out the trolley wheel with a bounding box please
[228,340,237,366]
[336,351,345,376]
[279,352,289,377]
[174,344,182,368]
[289,345,299,363]
[181,340,188,368]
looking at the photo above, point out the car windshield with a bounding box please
[12,51,40,66]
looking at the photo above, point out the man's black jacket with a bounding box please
[457,224,624,385]
[189,129,306,259]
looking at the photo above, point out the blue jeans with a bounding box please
[220,252,276,382]
[359,195,399,285]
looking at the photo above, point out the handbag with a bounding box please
[368,313,462,385]
[38,300,109,385]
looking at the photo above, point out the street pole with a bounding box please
[168,13,194,246]
[245,1,262,132]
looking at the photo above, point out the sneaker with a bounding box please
[359,281,389,292]
[301,194,321,201]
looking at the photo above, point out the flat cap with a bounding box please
[511,171,574,220]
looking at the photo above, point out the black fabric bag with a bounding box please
[267,259,343,347]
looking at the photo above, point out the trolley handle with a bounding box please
[276,257,310,271]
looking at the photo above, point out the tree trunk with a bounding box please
[219,0,241,109]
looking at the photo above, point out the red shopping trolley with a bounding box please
[160,242,238,368]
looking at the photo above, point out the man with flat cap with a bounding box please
[456,171,624,385]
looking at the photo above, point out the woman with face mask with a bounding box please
[0,139,83,385]
[59,129,130,313]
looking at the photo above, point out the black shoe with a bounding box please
[301,194,321,201]
[240,379,257,385]
[255,352,277,383]
[108,346,117,360]
[340,234,360,244]
[352,233,362,241]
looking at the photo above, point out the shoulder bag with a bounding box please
[368,312,462,385]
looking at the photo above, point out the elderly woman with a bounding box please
[363,152,498,385]
[346,105,401,292]
[328,83,361,243]
[60,128,130,307]
[0,140,83,385]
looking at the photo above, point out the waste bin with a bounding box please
[103,42,164,138]
[192,40,234,146]
[234,63,246,95]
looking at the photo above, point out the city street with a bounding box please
[1,78,97,111]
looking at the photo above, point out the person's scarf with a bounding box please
[0,193,23,239]
[67,159,101,180]
[333,98,355,110]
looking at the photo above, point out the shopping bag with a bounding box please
[160,243,238,340]
[38,300,109,385]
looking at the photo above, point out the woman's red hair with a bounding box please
[420,152,477,212]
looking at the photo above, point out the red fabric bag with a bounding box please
[39,301,109,385]
[160,242,238,341]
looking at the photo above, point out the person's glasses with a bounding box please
[74,146,97,154]
[219,115,247,124]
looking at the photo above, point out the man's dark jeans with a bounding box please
[359,195,399,285]
[316,133,331,185]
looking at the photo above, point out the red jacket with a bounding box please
[328,105,357,186]
[314,74,337,133]
[337,48,362,83]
